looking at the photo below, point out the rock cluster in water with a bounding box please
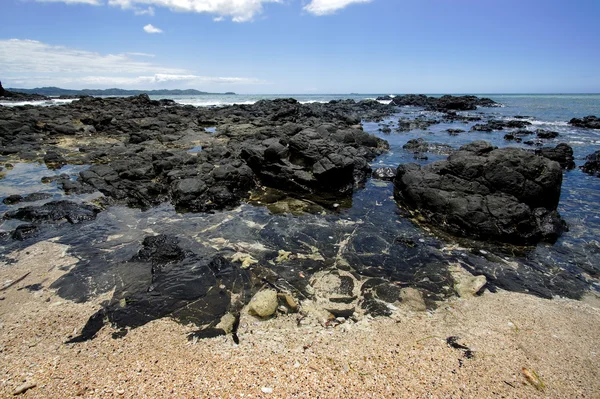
[569,115,600,129]
[393,141,567,244]
[390,94,499,111]
[2,92,596,342]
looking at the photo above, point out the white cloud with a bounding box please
[35,0,102,4]
[0,39,264,89]
[134,6,155,15]
[126,52,156,57]
[304,0,372,15]
[0,39,180,74]
[108,0,281,22]
[143,23,163,33]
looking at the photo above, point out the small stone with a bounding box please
[13,381,36,395]
[449,264,487,298]
[248,289,278,318]
[278,293,299,312]
[216,313,236,333]
[117,389,125,395]
[261,387,273,394]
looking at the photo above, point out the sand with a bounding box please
[1,241,599,398]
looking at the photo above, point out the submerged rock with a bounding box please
[66,235,251,342]
[393,141,567,244]
[248,289,278,318]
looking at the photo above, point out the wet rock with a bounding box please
[471,119,531,132]
[391,94,499,111]
[43,152,68,170]
[241,127,385,198]
[4,200,101,224]
[569,115,600,129]
[310,270,359,318]
[446,129,465,136]
[536,129,559,139]
[394,141,567,244]
[536,143,575,170]
[248,289,279,318]
[2,195,22,205]
[11,224,41,241]
[581,150,600,176]
[376,95,393,101]
[66,235,251,342]
[397,117,439,131]
[2,192,53,205]
[372,167,396,181]
[403,138,429,154]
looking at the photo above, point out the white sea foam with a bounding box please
[174,99,257,107]
[0,98,75,107]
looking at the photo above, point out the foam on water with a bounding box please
[0,98,75,107]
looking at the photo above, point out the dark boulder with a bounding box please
[44,151,68,170]
[569,115,600,129]
[471,119,531,132]
[536,129,559,139]
[536,143,575,170]
[4,200,101,224]
[403,138,429,154]
[393,141,567,244]
[581,150,600,176]
[2,192,53,205]
[240,127,386,198]
[391,94,499,111]
[397,118,439,132]
[446,129,465,136]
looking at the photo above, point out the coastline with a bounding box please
[1,241,599,398]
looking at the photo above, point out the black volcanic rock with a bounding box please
[569,115,600,129]
[536,143,575,170]
[471,119,531,132]
[4,200,101,224]
[536,129,559,139]
[393,141,566,244]
[65,235,251,342]
[391,94,499,111]
[581,150,600,176]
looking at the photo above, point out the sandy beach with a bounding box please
[1,240,599,398]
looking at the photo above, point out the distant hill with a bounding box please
[6,87,236,96]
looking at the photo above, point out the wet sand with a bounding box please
[1,241,599,398]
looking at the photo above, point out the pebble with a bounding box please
[13,381,36,395]
[261,387,273,394]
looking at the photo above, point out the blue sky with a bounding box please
[1,0,599,93]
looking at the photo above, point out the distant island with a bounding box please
[5,86,236,97]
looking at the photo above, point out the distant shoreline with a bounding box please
[6,87,237,97]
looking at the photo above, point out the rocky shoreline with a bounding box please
[1,93,600,345]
